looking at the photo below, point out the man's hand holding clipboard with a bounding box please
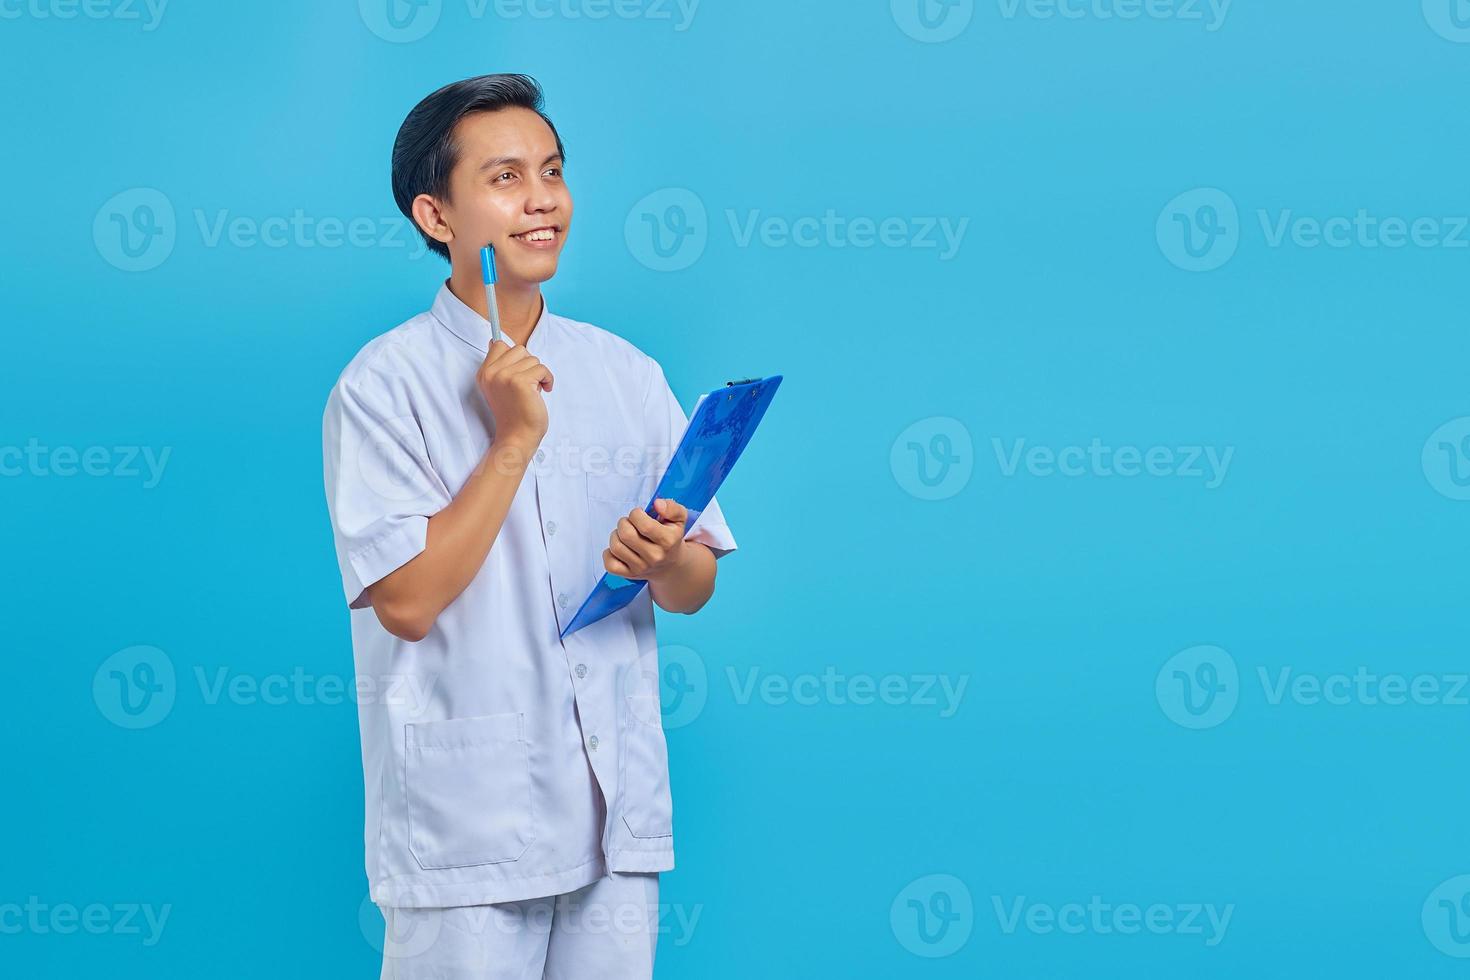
[561,375,784,638]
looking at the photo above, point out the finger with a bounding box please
[653,498,688,526]
[510,359,554,392]
[629,506,678,544]
[613,519,653,560]
[607,533,646,571]
[603,549,639,579]
[614,519,658,563]
[483,339,516,365]
[488,345,530,375]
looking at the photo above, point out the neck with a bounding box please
[448,267,543,346]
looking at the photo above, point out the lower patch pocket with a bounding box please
[405,712,535,870]
[621,695,674,839]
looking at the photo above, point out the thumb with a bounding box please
[484,339,514,365]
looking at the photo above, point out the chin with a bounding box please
[511,257,561,284]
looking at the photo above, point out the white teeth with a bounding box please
[516,228,555,242]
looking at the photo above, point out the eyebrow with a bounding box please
[478,152,563,174]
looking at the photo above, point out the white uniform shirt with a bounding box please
[322,281,736,908]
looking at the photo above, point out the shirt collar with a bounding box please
[430,279,552,355]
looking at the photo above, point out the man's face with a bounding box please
[440,107,572,284]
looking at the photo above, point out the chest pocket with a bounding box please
[585,469,659,544]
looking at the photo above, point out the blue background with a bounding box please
[5,0,1470,975]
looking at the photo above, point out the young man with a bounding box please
[321,74,735,979]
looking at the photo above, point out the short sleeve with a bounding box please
[644,361,738,558]
[322,374,453,608]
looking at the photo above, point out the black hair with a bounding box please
[391,73,566,263]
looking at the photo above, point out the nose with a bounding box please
[524,176,559,217]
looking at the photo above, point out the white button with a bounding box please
[575,664,587,679]
[588,735,599,751]
[558,592,570,608]
[546,520,557,536]
[535,450,546,464]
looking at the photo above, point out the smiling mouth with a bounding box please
[511,226,559,243]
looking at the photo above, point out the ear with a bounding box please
[410,193,453,248]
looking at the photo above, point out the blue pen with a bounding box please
[480,245,504,345]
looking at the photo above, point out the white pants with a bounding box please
[378,872,659,980]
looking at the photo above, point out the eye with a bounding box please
[544,167,562,179]
[493,171,516,183]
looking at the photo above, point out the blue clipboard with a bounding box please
[560,374,783,638]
